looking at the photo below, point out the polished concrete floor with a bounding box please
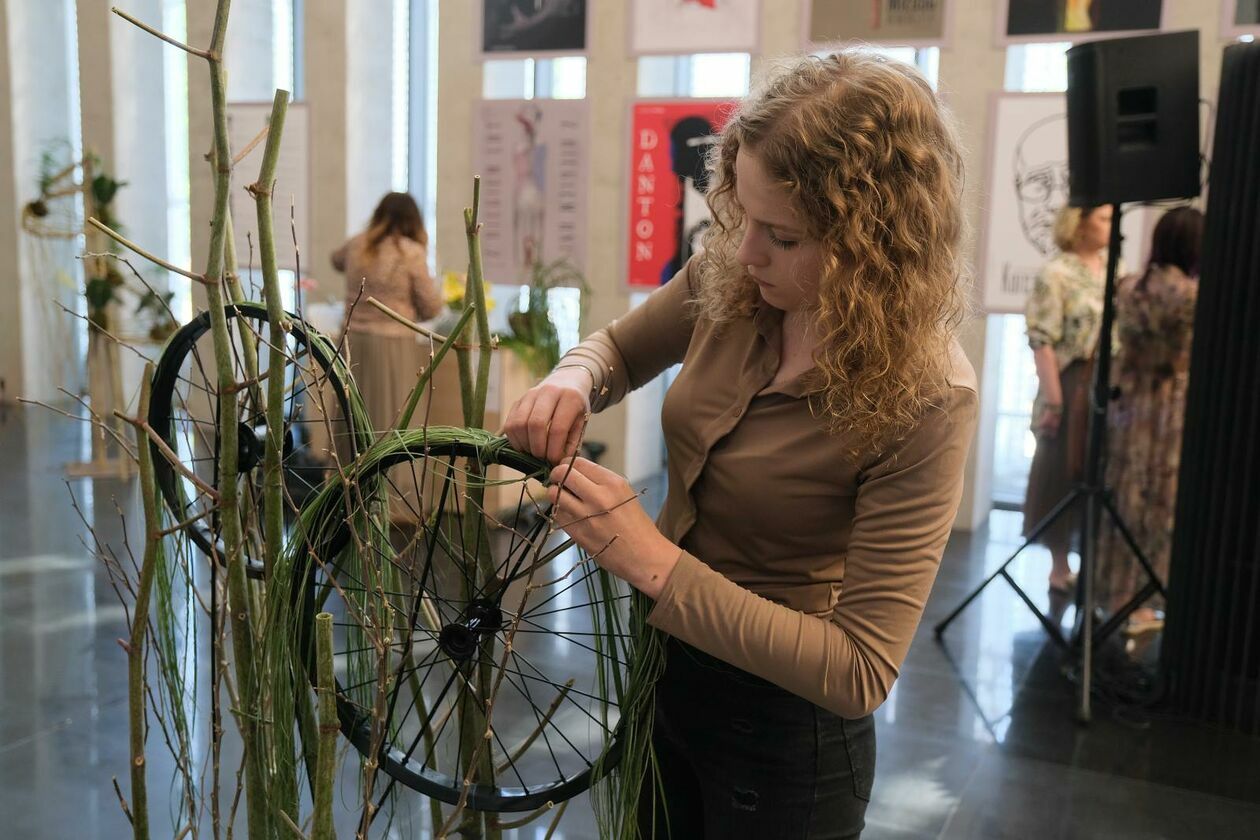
[3,403,1259,839]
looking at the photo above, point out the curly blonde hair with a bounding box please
[696,51,967,452]
[1051,204,1103,252]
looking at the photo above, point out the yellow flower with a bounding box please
[442,271,466,307]
[441,271,496,311]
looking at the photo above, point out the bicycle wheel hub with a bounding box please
[439,600,503,661]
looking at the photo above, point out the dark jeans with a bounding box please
[638,638,876,839]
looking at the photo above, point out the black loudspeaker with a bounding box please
[1163,42,1260,736]
[1066,30,1200,205]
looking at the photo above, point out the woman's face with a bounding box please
[733,148,825,314]
[1076,205,1113,253]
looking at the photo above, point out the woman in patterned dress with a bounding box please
[1023,205,1112,595]
[1095,206,1203,638]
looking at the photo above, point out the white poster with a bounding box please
[227,101,310,275]
[981,93,1151,314]
[630,0,761,56]
[474,99,589,286]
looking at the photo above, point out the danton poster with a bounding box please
[626,100,736,288]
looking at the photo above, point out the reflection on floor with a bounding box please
[2,404,1258,839]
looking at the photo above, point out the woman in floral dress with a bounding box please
[1096,206,1203,637]
[1024,205,1112,595]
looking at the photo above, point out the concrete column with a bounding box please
[937,3,1007,531]
[568,1,639,477]
[434,0,481,277]
[185,3,216,280]
[77,1,116,172]
[0,0,20,402]
[753,0,802,79]
[304,0,348,303]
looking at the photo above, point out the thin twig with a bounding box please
[110,6,212,58]
[87,218,210,284]
[231,123,269,168]
[111,776,135,825]
[112,411,221,501]
[365,296,456,343]
[55,299,154,364]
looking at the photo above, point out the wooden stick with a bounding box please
[365,296,452,343]
[126,366,160,840]
[112,411,220,502]
[87,218,209,284]
[312,613,336,840]
[232,123,270,168]
[111,6,212,59]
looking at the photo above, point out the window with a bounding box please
[988,43,1071,507]
[810,46,940,91]
[163,0,192,322]
[636,53,751,98]
[482,57,588,99]
[391,0,410,191]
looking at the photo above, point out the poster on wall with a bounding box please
[629,0,761,56]
[479,0,589,58]
[980,93,1152,314]
[1225,0,1260,37]
[474,99,589,286]
[626,100,736,288]
[227,101,309,274]
[805,0,950,47]
[998,0,1163,44]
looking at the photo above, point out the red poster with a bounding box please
[627,100,737,288]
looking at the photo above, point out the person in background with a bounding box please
[331,192,441,521]
[1023,204,1113,597]
[1095,206,1203,642]
[505,51,977,838]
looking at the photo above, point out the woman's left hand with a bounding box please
[547,458,681,599]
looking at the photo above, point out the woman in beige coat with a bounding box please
[332,192,441,521]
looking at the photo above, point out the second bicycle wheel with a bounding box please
[148,301,372,577]
[291,426,645,814]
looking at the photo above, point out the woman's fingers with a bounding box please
[546,394,587,465]
[549,458,600,501]
[526,389,560,458]
[502,388,538,452]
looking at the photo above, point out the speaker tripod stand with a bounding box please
[935,203,1168,723]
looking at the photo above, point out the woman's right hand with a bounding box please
[502,367,593,465]
[1035,405,1063,438]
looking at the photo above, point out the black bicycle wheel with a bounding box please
[148,302,370,577]
[292,427,638,815]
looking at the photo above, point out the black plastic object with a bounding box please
[1067,30,1200,206]
[1162,42,1260,735]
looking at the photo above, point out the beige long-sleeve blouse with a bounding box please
[332,233,441,336]
[560,259,978,718]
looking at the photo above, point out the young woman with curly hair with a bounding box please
[504,51,978,839]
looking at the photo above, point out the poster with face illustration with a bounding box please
[981,93,1151,313]
[474,99,589,286]
[629,0,761,56]
[626,100,736,288]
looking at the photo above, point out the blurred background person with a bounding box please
[331,192,441,522]
[1023,204,1113,597]
[1095,206,1203,642]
